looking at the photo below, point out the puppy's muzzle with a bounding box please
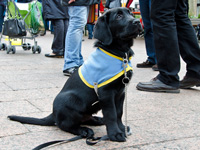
[133,19,143,32]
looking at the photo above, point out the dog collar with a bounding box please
[78,47,133,89]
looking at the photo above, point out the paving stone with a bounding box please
[0,82,12,91]
[0,101,40,116]
[0,117,29,137]
[140,137,200,150]
[5,80,56,91]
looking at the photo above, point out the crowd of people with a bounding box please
[1,0,200,93]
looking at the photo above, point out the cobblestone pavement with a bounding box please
[0,32,200,150]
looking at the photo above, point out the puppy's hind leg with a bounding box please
[56,109,94,138]
[82,116,104,126]
[82,101,104,126]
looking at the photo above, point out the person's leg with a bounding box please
[50,22,54,34]
[63,6,88,71]
[138,0,157,66]
[63,18,69,55]
[151,0,180,87]
[46,19,65,56]
[136,0,180,93]
[87,23,93,39]
[175,0,200,88]
[0,5,5,33]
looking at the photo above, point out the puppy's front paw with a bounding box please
[109,132,126,142]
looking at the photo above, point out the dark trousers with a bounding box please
[0,5,5,33]
[51,19,69,54]
[151,0,200,87]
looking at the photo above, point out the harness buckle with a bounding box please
[94,82,99,97]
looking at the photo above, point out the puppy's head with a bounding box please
[94,7,142,46]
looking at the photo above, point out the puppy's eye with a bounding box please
[116,12,123,20]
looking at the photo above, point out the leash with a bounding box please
[86,135,109,145]
[32,135,83,150]
[122,53,130,137]
[32,135,109,149]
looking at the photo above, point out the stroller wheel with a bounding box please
[12,46,16,54]
[32,46,36,54]
[27,43,31,50]
[0,43,7,51]
[22,43,28,50]
[36,46,41,54]
[7,46,16,54]
[6,45,11,54]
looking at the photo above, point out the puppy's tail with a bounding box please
[8,113,55,126]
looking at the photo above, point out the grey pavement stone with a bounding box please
[0,88,60,102]
[0,101,40,116]
[0,32,200,150]
[0,117,29,137]
[0,82,12,91]
[5,80,57,91]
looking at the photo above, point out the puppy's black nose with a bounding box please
[133,19,140,25]
[133,19,143,32]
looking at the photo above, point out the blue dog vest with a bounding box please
[78,48,133,88]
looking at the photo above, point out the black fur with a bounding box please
[8,8,142,142]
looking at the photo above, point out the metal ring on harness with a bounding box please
[122,77,130,84]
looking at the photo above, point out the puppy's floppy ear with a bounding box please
[94,15,112,45]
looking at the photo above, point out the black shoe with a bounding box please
[63,67,78,76]
[40,31,46,36]
[136,77,180,93]
[45,52,64,58]
[137,60,155,68]
[180,76,200,89]
[152,64,158,71]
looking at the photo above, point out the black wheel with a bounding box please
[22,43,28,50]
[27,43,31,50]
[32,46,36,54]
[36,46,41,53]
[6,46,11,54]
[12,46,16,54]
[2,43,7,51]
[0,43,2,50]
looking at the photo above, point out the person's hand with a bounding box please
[68,0,75,4]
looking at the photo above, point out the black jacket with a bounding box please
[42,0,69,20]
[17,0,32,3]
[61,0,100,6]
[0,0,6,6]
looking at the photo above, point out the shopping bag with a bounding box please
[30,1,44,34]
[3,19,26,37]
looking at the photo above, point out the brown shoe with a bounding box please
[152,64,158,71]
[180,76,200,89]
[136,60,155,68]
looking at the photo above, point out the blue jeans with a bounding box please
[63,6,89,70]
[87,23,94,39]
[139,0,157,64]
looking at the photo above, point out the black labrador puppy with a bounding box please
[8,7,142,142]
